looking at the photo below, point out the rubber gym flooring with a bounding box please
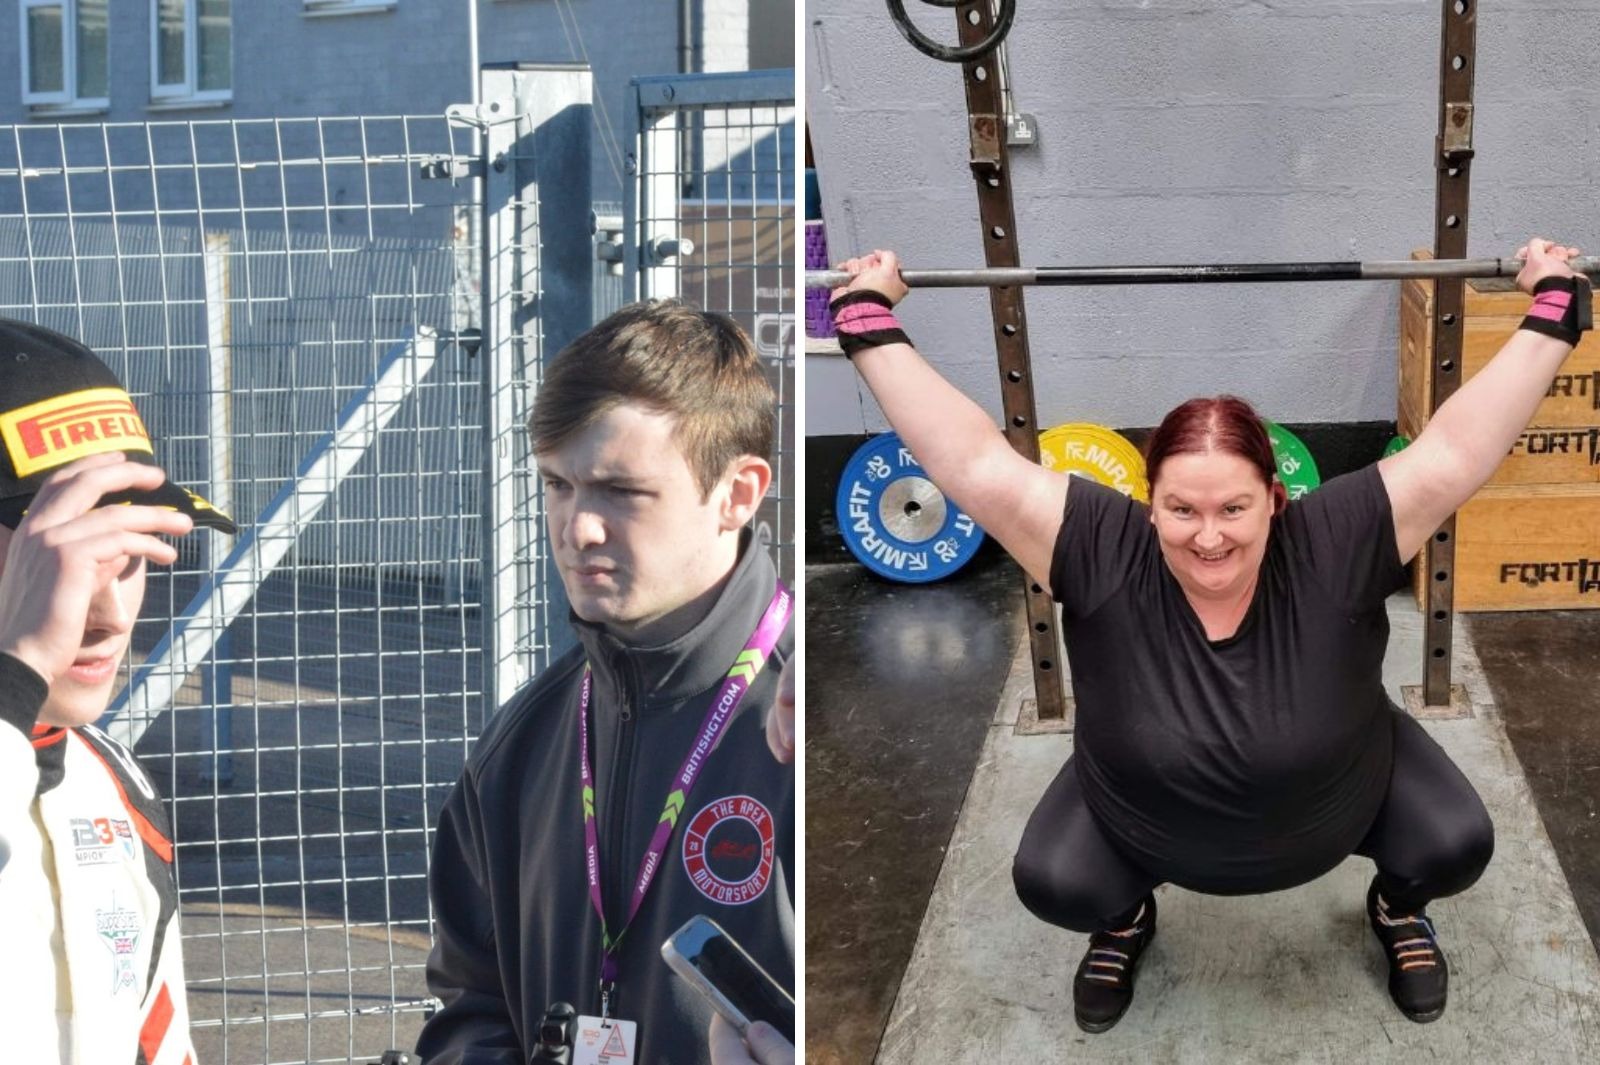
[805,549,1600,1063]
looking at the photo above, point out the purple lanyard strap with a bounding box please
[579,581,792,990]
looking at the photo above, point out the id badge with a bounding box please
[573,1015,638,1065]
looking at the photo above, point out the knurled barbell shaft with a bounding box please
[805,257,1600,290]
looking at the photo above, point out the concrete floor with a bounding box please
[806,556,1600,1063]
[805,552,1025,1065]
[1469,612,1600,961]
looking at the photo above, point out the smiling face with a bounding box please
[0,525,147,727]
[538,401,763,644]
[1149,450,1277,602]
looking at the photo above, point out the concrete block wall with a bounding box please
[702,0,753,73]
[805,0,1600,435]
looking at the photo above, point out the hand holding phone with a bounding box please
[708,1013,794,1065]
[660,915,795,1044]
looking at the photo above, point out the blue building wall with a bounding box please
[2,0,789,202]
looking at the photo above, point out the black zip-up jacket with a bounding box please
[417,539,794,1064]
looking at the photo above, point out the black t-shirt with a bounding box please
[1050,465,1409,893]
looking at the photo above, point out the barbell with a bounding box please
[805,256,1600,290]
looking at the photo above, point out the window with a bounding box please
[302,0,397,15]
[20,0,109,111]
[150,0,231,104]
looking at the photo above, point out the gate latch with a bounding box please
[445,98,521,130]
[418,155,483,181]
[646,234,695,267]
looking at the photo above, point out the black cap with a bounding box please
[0,318,237,534]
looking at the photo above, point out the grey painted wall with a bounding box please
[1,0,787,203]
[806,0,1600,435]
[750,0,796,70]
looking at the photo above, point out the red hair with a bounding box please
[1144,395,1286,510]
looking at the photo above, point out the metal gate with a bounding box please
[1,113,492,1064]
[2,66,789,1065]
[626,69,797,583]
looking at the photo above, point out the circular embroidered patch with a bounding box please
[682,795,776,905]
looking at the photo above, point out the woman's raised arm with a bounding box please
[1380,237,1591,562]
[833,251,1070,589]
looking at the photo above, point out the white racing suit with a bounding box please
[0,652,197,1065]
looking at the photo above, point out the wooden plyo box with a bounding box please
[1399,253,1600,610]
[1444,485,1600,611]
[1399,254,1600,486]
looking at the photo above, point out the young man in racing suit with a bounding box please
[418,301,794,1065]
[0,318,236,1063]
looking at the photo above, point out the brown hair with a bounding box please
[1144,394,1287,510]
[528,300,776,497]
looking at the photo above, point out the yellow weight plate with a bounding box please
[1038,422,1149,502]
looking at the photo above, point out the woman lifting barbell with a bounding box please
[828,238,1592,1032]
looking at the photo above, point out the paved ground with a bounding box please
[122,571,469,1064]
[181,904,429,1065]
[807,555,1600,1063]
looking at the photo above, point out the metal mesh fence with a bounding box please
[0,115,484,1064]
[3,74,792,1063]
[632,72,797,583]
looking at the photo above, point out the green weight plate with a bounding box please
[1262,419,1321,500]
[1383,434,1410,458]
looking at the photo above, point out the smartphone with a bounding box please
[660,915,795,1044]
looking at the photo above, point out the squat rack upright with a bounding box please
[813,1,1485,717]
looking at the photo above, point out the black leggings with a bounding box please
[1012,710,1495,933]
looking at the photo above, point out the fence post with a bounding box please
[480,65,595,713]
[200,230,234,784]
[626,79,686,301]
[480,71,534,716]
[516,64,594,674]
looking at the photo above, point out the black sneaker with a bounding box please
[1073,894,1157,1034]
[1367,876,1448,1023]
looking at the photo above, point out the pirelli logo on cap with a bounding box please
[181,486,223,516]
[0,387,154,478]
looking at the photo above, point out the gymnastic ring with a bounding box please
[885,0,1017,64]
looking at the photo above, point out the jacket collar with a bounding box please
[32,724,67,795]
[573,529,780,711]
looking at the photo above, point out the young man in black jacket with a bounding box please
[418,301,795,1065]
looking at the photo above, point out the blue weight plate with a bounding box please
[836,431,985,583]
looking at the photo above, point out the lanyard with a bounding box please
[579,581,791,1014]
